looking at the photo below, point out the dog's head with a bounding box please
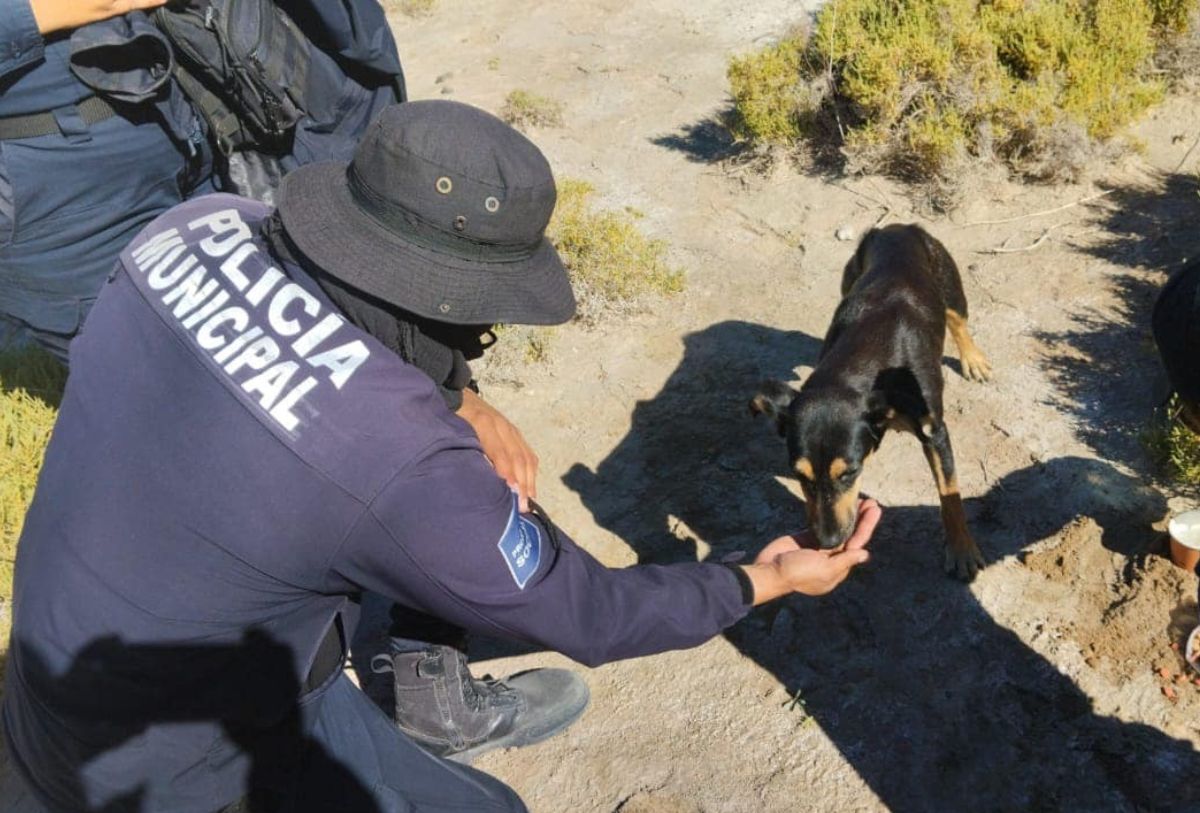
[750,379,886,549]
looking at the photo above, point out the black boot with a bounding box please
[373,644,589,764]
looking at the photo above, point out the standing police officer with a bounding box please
[0,0,403,363]
[3,101,878,812]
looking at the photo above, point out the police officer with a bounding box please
[0,0,403,363]
[3,100,879,812]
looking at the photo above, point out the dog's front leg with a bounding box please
[921,421,985,581]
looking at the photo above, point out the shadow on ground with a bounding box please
[649,110,746,165]
[1033,172,1200,470]
[565,319,1200,813]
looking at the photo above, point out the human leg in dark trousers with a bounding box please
[378,604,589,764]
[284,674,527,813]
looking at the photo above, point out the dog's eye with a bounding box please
[839,467,859,482]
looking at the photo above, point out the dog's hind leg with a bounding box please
[921,420,986,581]
[946,309,992,383]
[919,229,993,382]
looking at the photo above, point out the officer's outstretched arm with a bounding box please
[333,444,762,668]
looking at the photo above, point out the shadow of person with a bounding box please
[564,320,1200,812]
[3,631,381,813]
[564,320,824,566]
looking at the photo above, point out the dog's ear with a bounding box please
[749,379,797,437]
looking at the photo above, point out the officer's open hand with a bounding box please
[740,499,880,606]
[30,0,168,34]
[457,389,539,512]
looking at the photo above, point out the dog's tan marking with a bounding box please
[922,442,983,580]
[831,478,862,545]
[793,458,815,481]
[925,446,959,497]
[946,309,992,383]
[829,457,849,480]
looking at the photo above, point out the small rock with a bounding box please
[1162,684,1178,701]
[440,86,455,96]
[434,72,455,84]
[835,225,856,242]
[1084,655,1098,668]
[1157,666,1172,680]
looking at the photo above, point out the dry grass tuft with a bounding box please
[487,179,683,367]
[728,0,1195,203]
[500,90,566,131]
[0,347,65,694]
[548,179,684,322]
[388,0,437,18]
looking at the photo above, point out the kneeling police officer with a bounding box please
[3,100,878,812]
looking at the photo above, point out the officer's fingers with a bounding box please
[843,499,882,552]
[524,449,539,500]
[125,0,169,11]
[827,547,870,583]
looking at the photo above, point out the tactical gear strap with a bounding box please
[0,96,118,141]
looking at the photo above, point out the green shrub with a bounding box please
[1143,395,1200,485]
[0,347,65,695]
[727,0,1186,190]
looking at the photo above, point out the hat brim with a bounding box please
[277,162,576,326]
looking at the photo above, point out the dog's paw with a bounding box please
[961,349,993,383]
[943,542,986,582]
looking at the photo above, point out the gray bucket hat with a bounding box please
[277,100,576,325]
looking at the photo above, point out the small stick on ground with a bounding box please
[1174,133,1200,173]
[960,190,1112,227]
[979,224,1065,255]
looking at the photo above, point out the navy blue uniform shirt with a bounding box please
[3,195,750,812]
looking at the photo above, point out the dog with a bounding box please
[750,224,991,581]
[1152,257,1200,435]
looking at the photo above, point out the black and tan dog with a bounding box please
[751,224,991,581]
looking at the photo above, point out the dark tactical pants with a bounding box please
[0,101,213,364]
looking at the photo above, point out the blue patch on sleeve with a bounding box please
[497,495,542,590]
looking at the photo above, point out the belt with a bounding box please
[0,96,119,140]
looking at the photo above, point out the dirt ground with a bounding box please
[378,1,1200,811]
[4,0,1200,811]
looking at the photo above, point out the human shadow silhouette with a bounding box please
[565,320,1200,813]
[2,631,380,813]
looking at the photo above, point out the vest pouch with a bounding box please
[154,0,309,147]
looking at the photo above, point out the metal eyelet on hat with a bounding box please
[454,215,467,231]
[484,196,500,213]
[436,176,453,194]
[438,303,451,314]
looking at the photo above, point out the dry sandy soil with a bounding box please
[5,0,1200,811]
[379,1,1200,811]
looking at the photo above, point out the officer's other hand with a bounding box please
[457,389,539,512]
[741,499,880,605]
[30,0,167,34]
